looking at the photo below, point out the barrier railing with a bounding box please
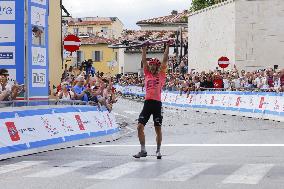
[116,84,283,93]
[115,84,284,122]
[0,99,90,108]
[0,99,119,160]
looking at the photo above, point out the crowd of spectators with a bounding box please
[117,66,284,94]
[54,64,117,112]
[168,54,188,73]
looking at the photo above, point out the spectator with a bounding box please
[0,69,23,101]
[73,76,89,102]
[213,72,223,89]
[58,81,75,100]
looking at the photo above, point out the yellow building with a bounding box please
[79,37,119,76]
[48,0,64,97]
[67,17,124,39]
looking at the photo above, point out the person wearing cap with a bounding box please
[133,41,171,159]
[73,76,89,102]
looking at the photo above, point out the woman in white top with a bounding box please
[58,82,75,100]
[222,74,230,90]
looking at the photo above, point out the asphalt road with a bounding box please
[1,98,284,189]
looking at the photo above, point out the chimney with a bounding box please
[171,10,178,15]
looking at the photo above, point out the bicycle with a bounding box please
[108,38,175,49]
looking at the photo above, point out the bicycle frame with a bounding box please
[108,39,174,49]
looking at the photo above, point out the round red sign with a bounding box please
[63,35,81,52]
[218,56,230,69]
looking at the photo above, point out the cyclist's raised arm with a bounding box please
[142,46,149,70]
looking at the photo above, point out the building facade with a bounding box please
[120,11,189,75]
[49,0,63,97]
[188,0,284,72]
[78,37,119,76]
[137,10,188,31]
[67,17,124,39]
[62,16,124,75]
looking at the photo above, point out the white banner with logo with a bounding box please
[115,85,284,121]
[0,106,119,159]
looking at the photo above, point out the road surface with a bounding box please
[1,98,284,189]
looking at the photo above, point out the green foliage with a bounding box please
[190,0,216,12]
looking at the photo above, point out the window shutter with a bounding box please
[92,51,96,60]
[100,51,103,61]
[81,51,85,62]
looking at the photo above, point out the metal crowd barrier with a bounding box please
[0,99,89,108]
[117,84,282,93]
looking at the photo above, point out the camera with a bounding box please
[81,59,95,78]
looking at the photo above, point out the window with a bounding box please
[87,27,93,34]
[115,52,118,61]
[101,27,108,34]
[73,28,79,35]
[93,51,103,62]
[77,51,84,66]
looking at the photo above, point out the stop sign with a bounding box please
[63,35,81,53]
[218,56,230,69]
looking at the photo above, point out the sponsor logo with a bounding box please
[32,69,46,87]
[0,1,15,20]
[259,97,265,109]
[274,99,280,111]
[74,115,85,130]
[18,128,36,135]
[235,97,241,107]
[188,95,193,104]
[0,52,13,59]
[210,96,215,105]
[106,113,113,128]
[5,122,20,142]
[41,117,59,136]
[58,117,74,132]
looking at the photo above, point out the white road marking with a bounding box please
[123,110,139,115]
[77,144,284,148]
[113,112,128,118]
[86,162,155,180]
[222,164,274,185]
[125,126,136,132]
[25,161,100,178]
[0,161,45,175]
[154,163,216,182]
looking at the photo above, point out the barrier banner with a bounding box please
[115,85,284,120]
[0,106,119,156]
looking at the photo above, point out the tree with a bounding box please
[189,0,217,12]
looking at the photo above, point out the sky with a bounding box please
[62,0,191,29]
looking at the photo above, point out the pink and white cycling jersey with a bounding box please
[144,67,166,102]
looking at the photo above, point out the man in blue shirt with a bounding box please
[73,76,89,102]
